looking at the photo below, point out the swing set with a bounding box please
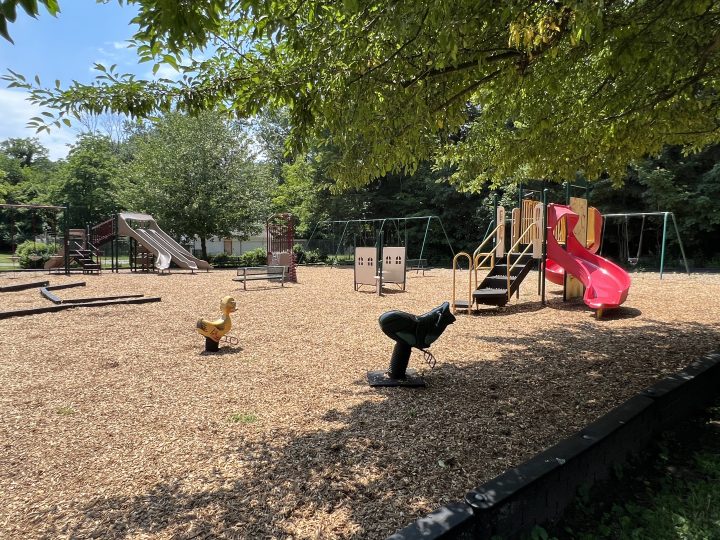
[305,215,455,268]
[601,211,690,278]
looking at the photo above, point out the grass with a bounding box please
[540,401,720,540]
[55,406,76,416]
[228,412,258,424]
[0,251,131,271]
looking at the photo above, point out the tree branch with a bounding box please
[347,7,430,86]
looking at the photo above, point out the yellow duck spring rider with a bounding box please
[196,296,238,352]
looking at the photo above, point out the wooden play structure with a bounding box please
[452,184,632,317]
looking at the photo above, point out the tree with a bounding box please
[254,108,293,181]
[123,111,273,259]
[0,137,57,204]
[52,134,123,226]
[6,1,720,192]
[0,137,49,168]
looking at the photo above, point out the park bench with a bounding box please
[406,258,428,275]
[233,265,286,290]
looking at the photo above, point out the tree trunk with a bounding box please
[201,237,207,260]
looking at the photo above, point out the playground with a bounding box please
[1,267,719,538]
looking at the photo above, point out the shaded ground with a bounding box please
[0,268,718,538]
[549,397,720,539]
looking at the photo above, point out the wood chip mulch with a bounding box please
[1,267,719,539]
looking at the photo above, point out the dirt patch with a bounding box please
[1,268,719,538]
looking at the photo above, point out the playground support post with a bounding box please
[492,193,499,250]
[659,212,690,279]
[670,213,690,277]
[376,229,384,296]
[63,204,69,274]
[332,220,351,266]
[418,217,431,264]
[541,189,548,305]
[417,216,456,263]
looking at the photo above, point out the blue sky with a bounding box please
[0,2,148,159]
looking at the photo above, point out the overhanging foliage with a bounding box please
[4,0,720,191]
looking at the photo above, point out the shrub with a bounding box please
[238,248,267,267]
[293,244,325,264]
[211,253,231,267]
[15,240,58,269]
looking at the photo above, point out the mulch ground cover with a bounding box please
[1,267,718,539]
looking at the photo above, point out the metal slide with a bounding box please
[130,227,172,270]
[117,212,211,272]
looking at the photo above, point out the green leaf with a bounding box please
[0,17,14,43]
[18,0,40,17]
[1,2,18,22]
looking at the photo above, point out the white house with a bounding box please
[189,226,267,257]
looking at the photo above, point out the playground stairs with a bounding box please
[90,218,116,247]
[69,247,101,274]
[472,253,535,308]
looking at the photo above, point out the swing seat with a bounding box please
[628,257,639,266]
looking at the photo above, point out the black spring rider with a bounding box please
[368,301,456,387]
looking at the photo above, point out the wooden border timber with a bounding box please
[0,297,161,320]
[40,285,145,305]
[0,281,49,293]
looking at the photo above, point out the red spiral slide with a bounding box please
[546,204,631,313]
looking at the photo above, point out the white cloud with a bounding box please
[0,88,77,160]
[91,43,138,73]
[150,63,182,80]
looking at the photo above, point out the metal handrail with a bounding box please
[473,251,496,290]
[506,222,537,257]
[452,252,473,313]
[473,251,495,270]
[471,223,503,263]
[505,222,537,300]
[506,243,534,300]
